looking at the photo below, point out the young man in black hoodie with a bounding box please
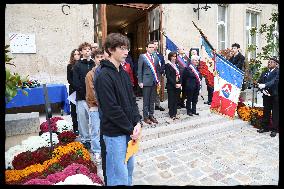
[73,42,95,149]
[94,33,142,186]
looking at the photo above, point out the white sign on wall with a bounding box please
[9,33,36,53]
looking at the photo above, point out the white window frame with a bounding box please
[272,21,279,57]
[217,5,228,51]
[245,10,260,60]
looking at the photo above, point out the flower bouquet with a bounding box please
[21,79,41,88]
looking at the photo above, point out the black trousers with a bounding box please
[177,89,186,106]
[207,86,214,103]
[262,95,279,132]
[142,85,156,119]
[168,88,180,117]
[185,89,199,114]
[70,102,78,131]
[100,132,107,185]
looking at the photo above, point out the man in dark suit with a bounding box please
[153,40,165,111]
[257,57,279,137]
[182,55,201,116]
[177,46,190,109]
[137,41,160,125]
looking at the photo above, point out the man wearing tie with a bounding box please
[138,41,160,125]
[257,57,279,137]
[177,46,190,109]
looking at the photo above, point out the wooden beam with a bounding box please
[101,4,107,46]
[115,4,154,10]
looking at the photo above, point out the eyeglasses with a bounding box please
[119,46,130,51]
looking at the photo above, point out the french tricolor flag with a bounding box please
[210,54,244,118]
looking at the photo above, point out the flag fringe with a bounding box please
[209,108,237,120]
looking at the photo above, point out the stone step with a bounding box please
[5,112,40,136]
[141,112,226,142]
[142,108,220,129]
[139,118,248,153]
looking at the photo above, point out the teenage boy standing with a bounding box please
[95,33,142,186]
[73,42,94,149]
[85,49,104,163]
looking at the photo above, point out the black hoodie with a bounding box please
[73,59,95,100]
[95,60,142,137]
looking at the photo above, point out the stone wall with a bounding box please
[5,4,94,84]
[161,4,278,63]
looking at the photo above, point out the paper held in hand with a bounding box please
[125,139,139,164]
[67,91,76,105]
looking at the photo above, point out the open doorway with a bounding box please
[106,4,149,63]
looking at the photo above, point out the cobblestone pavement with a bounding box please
[93,97,279,186]
[38,92,278,186]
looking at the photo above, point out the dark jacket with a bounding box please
[229,53,245,71]
[67,63,76,94]
[155,52,166,74]
[73,59,95,101]
[165,62,181,90]
[94,60,142,137]
[182,65,201,92]
[258,67,279,96]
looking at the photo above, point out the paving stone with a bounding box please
[133,170,146,178]
[143,174,162,185]
[133,179,148,185]
[209,172,225,181]
[171,165,188,175]
[234,172,252,184]
[220,177,241,185]
[187,159,205,169]
[188,169,205,179]
[159,170,173,179]
[200,165,216,174]
[154,155,168,162]
[199,177,217,186]
[156,161,171,170]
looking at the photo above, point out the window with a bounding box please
[246,11,259,60]
[217,5,227,50]
[148,7,160,41]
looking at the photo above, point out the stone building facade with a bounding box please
[5,4,278,85]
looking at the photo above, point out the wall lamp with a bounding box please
[193,4,211,20]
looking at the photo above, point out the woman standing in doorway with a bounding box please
[67,49,80,135]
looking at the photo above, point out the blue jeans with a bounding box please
[76,100,90,143]
[89,111,101,153]
[103,135,134,186]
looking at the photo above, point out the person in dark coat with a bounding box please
[182,55,202,116]
[94,33,142,186]
[67,49,80,134]
[229,43,245,71]
[153,40,165,111]
[177,46,190,109]
[256,57,279,137]
[165,51,181,119]
[73,42,95,149]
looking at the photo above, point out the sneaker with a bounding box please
[83,142,91,150]
[94,153,101,164]
[74,130,79,136]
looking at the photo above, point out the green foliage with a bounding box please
[5,45,28,103]
[247,12,278,82]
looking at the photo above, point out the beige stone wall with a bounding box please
[5,4,94,84]
[161,3,277,62]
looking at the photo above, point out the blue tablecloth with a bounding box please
[6,84,70,114]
